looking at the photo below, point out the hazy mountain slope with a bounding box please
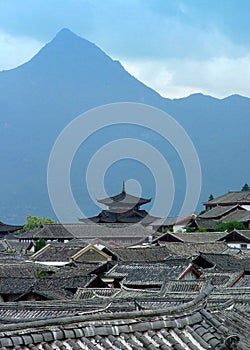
[0,29,249,224]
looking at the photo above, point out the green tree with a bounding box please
[17,215,57,233]
[186,226,196,233]
[241,183,250,191]
[197,226,207,232]
[35,238,47,252]
[215,220,245,232]
[208,194,214,201]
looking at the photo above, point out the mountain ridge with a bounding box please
[0,28,249,224]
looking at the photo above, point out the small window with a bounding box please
[240,243,247,250]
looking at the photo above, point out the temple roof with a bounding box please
[97,185,151,207]
[82,208,158,225]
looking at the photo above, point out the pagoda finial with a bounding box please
[122,181,126,193]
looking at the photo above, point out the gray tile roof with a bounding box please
[82,208,158,225]
[0,260,56,277]
[158,242,227,257]
[199,205,239,219]
[0,273,96,301]
[0,239,29,254]
[193,253,250,272]
[199,271,243,287]
[0,285,247,349]
[233,274,250,287]
[105,245,171,262]
[19,223,153,246]
[97,190,151,206]
[219,208,250,222]
[0,222,23,233]
[73,223,153,239]
[74,287,121,300]
[18,224,74,240]
[162,280,207,294]
[105,259,194,286]
[152,216,182,227]
[204,190,250,205]
[30,241,88,262]
[195,217,219,230]
[173,232,226,243]
[0,277,35,294]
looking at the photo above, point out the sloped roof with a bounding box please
[18,224,74,240]
[199,205,240,219]
[105,259,194,286]
[234,274,250,287]
[74,288,121,300]
[0,222,23,233]
[19,223,153,245]
[151,216,182,227]
[0,277,35,294]
[164,242,227,256]
[195,217,219,230]
[0,284,247,349]
[151,215,194,227]
[0,239,30,253]
[193,253,250,272]
[200,271,243,287]
[204,190,250,205]
[83,208,158,225]
[30,242,88,262]
[219,208,250,222]
[162,280,207,294]
[0,272,97,299]
[173,232,226,243]
[105,245,171,262]
[97,189,151,206]
[0,261,56,278]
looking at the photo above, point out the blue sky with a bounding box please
[0,0,249,98]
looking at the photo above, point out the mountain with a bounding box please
[1,28,250,224]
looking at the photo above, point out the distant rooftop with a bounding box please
[204,191,250,206]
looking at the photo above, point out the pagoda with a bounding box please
[80,182,158,225]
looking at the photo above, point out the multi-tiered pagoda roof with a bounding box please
[80,183,157,225]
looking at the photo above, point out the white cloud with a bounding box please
[0,32,43,71]
[121,56,250,99]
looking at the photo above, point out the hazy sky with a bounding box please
[0,0,249,98]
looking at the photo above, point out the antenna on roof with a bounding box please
[122,181,126,193]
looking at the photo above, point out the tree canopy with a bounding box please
[208,194,214,201]
[241,183,250,191]
[215,220,245,232]
[17,215,57,233]
[35,238,47,252]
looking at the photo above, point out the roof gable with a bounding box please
[219,229,250,243]
[152,232,184,243]
[70,244,112,263]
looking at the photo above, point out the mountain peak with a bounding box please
[56,28,75,37]
[53,28,85,43]
[24,27,111,72]
[50,27,93,47]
